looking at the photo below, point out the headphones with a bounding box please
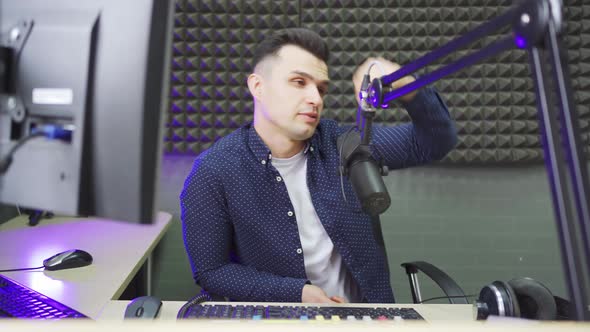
[401,262,571,320]
[474,277,570,320]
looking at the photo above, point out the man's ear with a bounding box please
[247,73,263,100]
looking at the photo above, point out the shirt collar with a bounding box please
[246,122,322,165]
[247,124,272,164]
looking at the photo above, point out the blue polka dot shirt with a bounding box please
[180,87,457,303]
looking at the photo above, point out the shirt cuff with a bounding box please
[277,278,310,303]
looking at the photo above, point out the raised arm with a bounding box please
[370,86,457,169]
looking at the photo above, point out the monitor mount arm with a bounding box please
[0,20,33,124]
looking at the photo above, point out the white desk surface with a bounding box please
[4,301,589,332]
[0,211,172,318]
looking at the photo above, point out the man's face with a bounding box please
[250,45,329,142]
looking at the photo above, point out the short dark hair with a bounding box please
[252,28,329,71]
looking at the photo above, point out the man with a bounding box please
[180,28,457,304]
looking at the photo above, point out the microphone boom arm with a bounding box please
[365,0,590,320]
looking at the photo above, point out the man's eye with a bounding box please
[293,79,305,86]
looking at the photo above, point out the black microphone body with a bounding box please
[338,130,391,216]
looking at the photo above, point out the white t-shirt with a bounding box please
[272,149,361,302]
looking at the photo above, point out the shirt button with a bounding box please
[310,146,314,152]
[261,160,266,165]
[287,211,294,217]
[276,176,282,182]
[296,248,303,254]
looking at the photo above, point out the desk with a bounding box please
[2,301,590,330]
[91,301,587,331]
[0,211,172,318]
[97,300,475,322]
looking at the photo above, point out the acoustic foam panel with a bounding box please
[166,0,590,164]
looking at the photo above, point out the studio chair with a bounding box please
[401,261,469,304]
[371,217,468,305]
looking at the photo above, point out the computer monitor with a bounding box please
[0,0,174,224]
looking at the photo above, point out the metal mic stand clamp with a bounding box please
[340,88,389,180]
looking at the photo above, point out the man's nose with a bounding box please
[306,85,322,105]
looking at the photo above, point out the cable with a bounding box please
[338,126,356,204]
[0,266,44,272]
[339,63,374,205]
[177,292,212,319]
[0,131,44,174]
[418,294,478,304]
[0,124,73,175]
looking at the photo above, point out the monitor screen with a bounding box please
[0,0,174,224]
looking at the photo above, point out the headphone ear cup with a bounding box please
[477,281,520,318]
[508,278,557,320]
[501,282,520,317]
[503,280,521,318]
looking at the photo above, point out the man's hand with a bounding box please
[302,284,347,303]
[330,296,347,303]
[353,56,418,104]
[373,57,417,103]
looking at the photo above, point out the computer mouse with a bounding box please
[43,249,93,271]
[124,296,162,319]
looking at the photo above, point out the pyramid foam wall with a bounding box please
[166,0,590,164]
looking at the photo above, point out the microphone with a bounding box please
[337,70,391,216]
[337,128,390,216]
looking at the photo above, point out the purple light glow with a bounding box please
[170,118,183,127]
[186,104,197,113]
[170,103,183,113]
[184,59,196,70]
[215,76,225,85]
[171,58,182,69]
[515,35,527,49]
[185,44,196,55]
[200,119,211,128]
[186,118,198,128]
[27,246,65,294]
[170,88,182,98]
[185,75,196,85]
[172,47,182,58]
